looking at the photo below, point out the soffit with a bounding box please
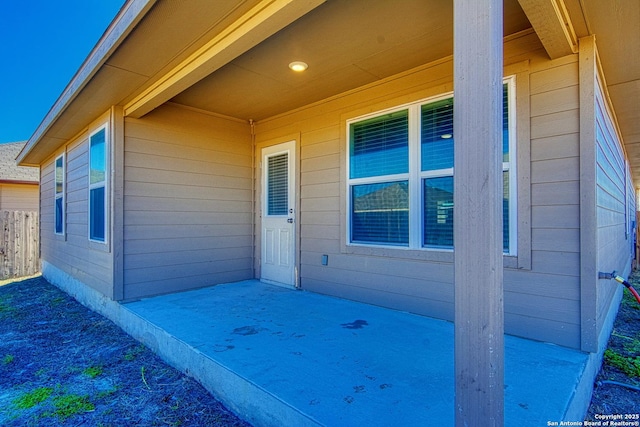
[171,0,531,121]
[19,0,266,164]
[581,0,640,188]
[106,0,266,104]
[21,64,149,166]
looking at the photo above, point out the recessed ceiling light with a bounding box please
[289,61,308,72]
[441,133,453,139]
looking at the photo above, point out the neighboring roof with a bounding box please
[0,142,39,183]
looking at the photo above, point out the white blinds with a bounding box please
[267,153,288,216]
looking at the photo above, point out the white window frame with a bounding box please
[54,154,65,235]
[88,124,109,243]
[505,75,518,255]
[346,76,517,255]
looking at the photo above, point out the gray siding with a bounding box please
[40,135,114,297]
[594,75,635,334]
[257,31,585,348]
[122,104,253,300]
[526,57,581,347]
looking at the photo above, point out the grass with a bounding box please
[13,387,53,410]
[11,387,95,421]
[603,349,640,378]
[584,279,640,420]
[123,344,146,361]
[7,362,101,422]
[7,359,122,422]
[49,393,95,420]
[625,338,640,353]
[83,365,103,379]
[623,288,640,309]
[600,285,640,379]
[96,387,119,399]
[0,276,251,427]
[0,299,15,315]
[49,296,66,307]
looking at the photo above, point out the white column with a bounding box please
[453,0,504,425]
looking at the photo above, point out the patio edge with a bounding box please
[42,261,322,427]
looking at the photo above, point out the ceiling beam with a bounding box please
[124,0,326,119]
[517,0,578,59]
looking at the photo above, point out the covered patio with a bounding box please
[117,280,588,426]
[21,0,639,423]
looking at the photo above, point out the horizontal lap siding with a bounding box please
[40,166,53,235]
[594,78,634,334]
[0,184,39,211]
[255,33,585,347]
[525,58,581,347]
[123,105,252,300]
[40,137,113,297]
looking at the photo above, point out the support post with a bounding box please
[578,35,598,353]
[453,0,504,425]
[111,105,125,301]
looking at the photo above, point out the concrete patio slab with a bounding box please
[122,280,590,426]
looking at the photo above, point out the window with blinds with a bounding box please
[349,110,409,244]
[352,181,409,244]
[350,111,409,179]
[267,153,289,216]
[347,80,515,252]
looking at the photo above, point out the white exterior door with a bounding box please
[261,141,296,287]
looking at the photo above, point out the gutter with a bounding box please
[0,180,39,185]
[16,0,157,166]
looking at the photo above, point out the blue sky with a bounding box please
[0,1,125,144]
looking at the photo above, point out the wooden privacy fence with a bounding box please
[0,211,40,280]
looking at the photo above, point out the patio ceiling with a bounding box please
[169,0,530,120]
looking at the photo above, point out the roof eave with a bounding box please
[16,0,157,166]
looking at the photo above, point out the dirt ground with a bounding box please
[0,276,252,427]
[1,274,638,425]
[585,270,640,420]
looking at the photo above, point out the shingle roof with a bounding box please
[0,142,39,183]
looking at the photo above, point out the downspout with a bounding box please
[249,119,257,279]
